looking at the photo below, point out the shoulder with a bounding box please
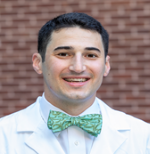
[0,96,41,131]
[0,103,34,132]
[96,97,150,133]
[97,97,150,151]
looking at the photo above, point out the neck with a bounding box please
[44,92,96,116]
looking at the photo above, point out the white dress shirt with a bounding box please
[40,93,101,154]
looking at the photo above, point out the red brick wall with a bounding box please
[0,0,150,122]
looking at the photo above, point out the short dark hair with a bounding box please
[38,12,109,62]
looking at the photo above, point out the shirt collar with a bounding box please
[40,93,101,137]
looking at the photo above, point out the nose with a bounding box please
[69,53,86,73]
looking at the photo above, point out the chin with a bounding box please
[65,93,91,101]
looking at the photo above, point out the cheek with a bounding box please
[48,59,68,77]
[89,62,105,77]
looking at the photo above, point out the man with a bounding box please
[0,12,150,154]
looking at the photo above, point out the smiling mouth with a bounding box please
[64,78,89,82]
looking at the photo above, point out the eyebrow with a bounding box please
[54,46,73,51]
[53,46,100,52]
[85,47,100,52]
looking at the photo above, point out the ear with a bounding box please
[32,53,43,74]
[103,55,110,77]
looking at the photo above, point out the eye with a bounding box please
[58,53,69,57]
[86,54,97,58]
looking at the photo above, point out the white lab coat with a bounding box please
[0,97,150,154]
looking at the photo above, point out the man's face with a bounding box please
[33,27,110,104]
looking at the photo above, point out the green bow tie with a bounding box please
[47,110,102,137]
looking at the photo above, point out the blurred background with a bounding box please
[0,0,150,122]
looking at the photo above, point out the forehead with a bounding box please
[51,27,102,44]
[46,27,104,54]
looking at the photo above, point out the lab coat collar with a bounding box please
[16,96,131,154]
[17,96,65,154]
[90,98,130,154]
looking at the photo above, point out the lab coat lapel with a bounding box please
[90,98,130,154]
[90,122,128,154]
[17,98,65,154]
[25,119,65,154]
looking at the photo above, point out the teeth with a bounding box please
[64,78,87,82]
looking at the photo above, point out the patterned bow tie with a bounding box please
[47,110,102,137]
